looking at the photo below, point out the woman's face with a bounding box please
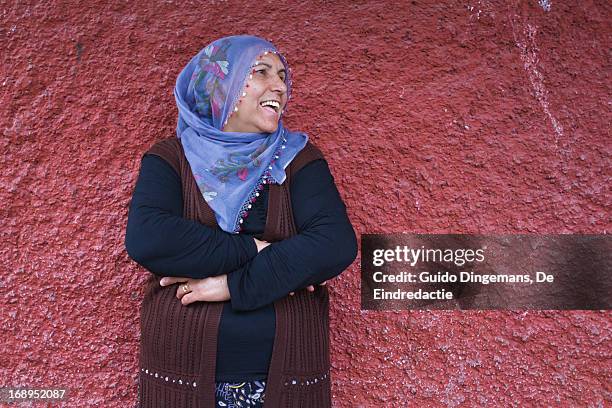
[223,53,288,133]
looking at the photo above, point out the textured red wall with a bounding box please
[1,1,610,406]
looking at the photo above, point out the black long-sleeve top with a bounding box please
[125,153,357,381]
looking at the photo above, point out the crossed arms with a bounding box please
[125,154,357,311]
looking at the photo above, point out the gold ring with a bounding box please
[182,283,191,293]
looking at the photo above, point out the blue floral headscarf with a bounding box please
[174,35,308,233]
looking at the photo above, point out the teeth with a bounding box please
[260,100,280,111]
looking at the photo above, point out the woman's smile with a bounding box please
[259,99,281,120]
[260,99,281,114]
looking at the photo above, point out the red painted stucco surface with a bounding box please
[1,1,610,406]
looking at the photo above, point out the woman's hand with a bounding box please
[160,275,230,305]
[254,238,270,252]
[289,281,327,296]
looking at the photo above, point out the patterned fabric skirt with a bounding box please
[215,380,266,407]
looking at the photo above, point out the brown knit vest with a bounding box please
[138,138,331,407]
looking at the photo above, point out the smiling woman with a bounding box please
[224,53,287,134]
[125,35,357,407]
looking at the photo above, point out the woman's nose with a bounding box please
[270,75,287,94]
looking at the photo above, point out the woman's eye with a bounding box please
[256,69,267,76]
